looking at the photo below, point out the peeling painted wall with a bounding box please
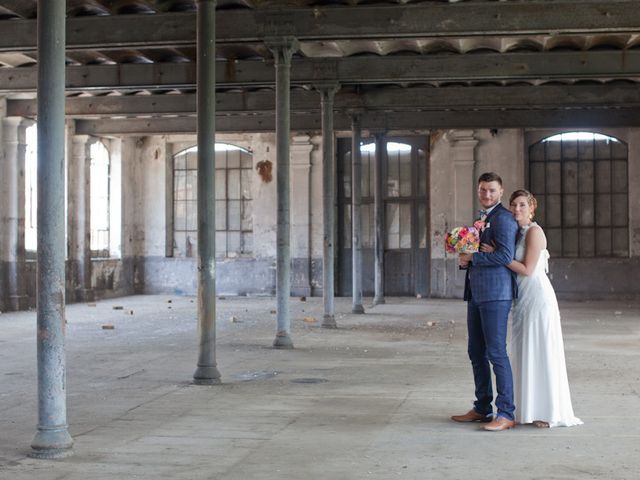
[76,127,640,301]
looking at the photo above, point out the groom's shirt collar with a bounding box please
[480,203,500,218]
[485,203,499,216]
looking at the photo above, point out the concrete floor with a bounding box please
[0,294,638,480]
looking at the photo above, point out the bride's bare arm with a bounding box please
[509,227,545,276]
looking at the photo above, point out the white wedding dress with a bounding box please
[511,223,583,427]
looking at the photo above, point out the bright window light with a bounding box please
[361,143,376,153]
[387,142,412,152]
[90,141,111,254]
[25,124,38,252]
[360,142,412,153]
[543,132,620,143]
[180,143,250,155]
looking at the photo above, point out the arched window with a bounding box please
[172,143,253,258]
[528,132,628,257]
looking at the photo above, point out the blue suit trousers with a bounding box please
[466,299,515,420]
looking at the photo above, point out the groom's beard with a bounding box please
[481,201,500,211]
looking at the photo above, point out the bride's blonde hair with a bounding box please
[509,189,538,219]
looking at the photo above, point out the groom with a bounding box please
[452,172,518,431]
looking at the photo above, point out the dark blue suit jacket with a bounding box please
[463,203,518,303]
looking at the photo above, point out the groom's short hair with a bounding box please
[478,172,503,186]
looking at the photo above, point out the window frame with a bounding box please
[171,143,254,259]
[527,131,629,258]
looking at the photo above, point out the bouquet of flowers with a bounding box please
[445,225,480,254]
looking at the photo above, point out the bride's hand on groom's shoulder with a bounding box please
[480,241,496,253]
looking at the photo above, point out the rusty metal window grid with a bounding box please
[173,146,253,259]
[528,133,629,258]
[340,141,428,251]
[383,142,427,251]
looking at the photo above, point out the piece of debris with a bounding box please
[303,316,317,323]
[102,324,115,330]
[168,306,172,309]
[218,296,226,300]
[416,293,422,299]
[614,311,622,315]
[230,316,241,323]
[87,303,97,307]
[449,319,455,324]
[300,296,307,302]
[128,310,134,315]
[112,306,124,310]
[167,299,172,303]
[427,321,438,327]
[270,309,276,314]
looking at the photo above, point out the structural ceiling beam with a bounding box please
[8,84,640,117]
[2,50,640,92]
[1,2,639,52]
[75,109,640,135]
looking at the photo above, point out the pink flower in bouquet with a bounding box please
[445,226,480,254]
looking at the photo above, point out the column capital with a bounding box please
[446,130,478,166]
[265,37,299,65]
[2,116,23,127]
[445,129,478,147]
[315,82,340,96]
[72,134,92,145]
[371,130,387,138]
[291,135,313,166]
[2,116,23,143]
[349,110,365,126]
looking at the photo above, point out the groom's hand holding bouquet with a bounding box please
[445,223,482,268]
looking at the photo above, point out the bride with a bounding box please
[482,189,582,428]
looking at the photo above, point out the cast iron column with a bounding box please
[268,37,298,349]
[31,0,73,458]
[193,0,221,385]
[373,133,386,305]
[351,114,365,314]
[318,84,339,328]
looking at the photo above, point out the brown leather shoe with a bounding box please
[451,409,492,423]
[483,416,515,431]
